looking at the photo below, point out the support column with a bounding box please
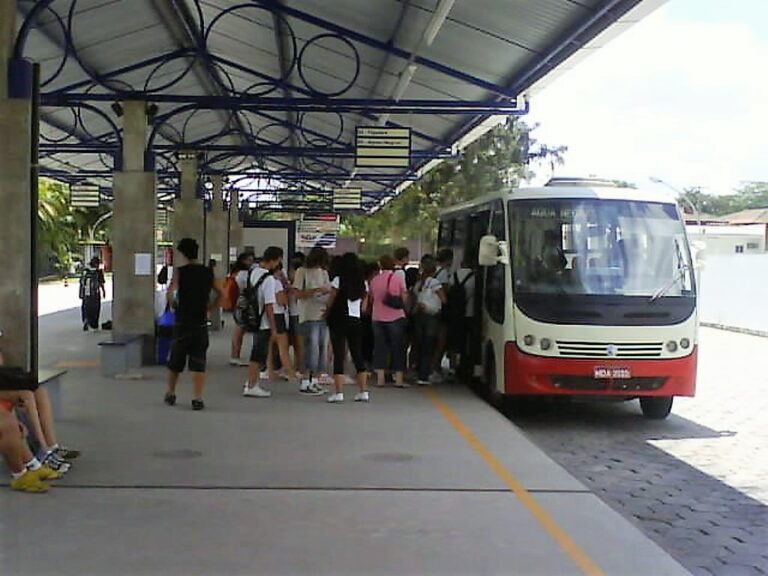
[206,175,227,330]
[0,0,35,370]
[228,187,244,258]
[112,101,156,362]
[172,153,204,246]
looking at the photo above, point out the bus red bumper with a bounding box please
[504,343,697,397]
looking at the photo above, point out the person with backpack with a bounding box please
[369,254,409,388]
[446,258,476,377]
[228,252,255,366]
[241,246,284,398]
[432,248,454,380]
[79,257,106,331]
[414,256,447,385]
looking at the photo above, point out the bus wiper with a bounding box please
[648,264,690,303]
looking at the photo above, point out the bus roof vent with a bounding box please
[545,177,623,188]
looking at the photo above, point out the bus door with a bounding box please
[482,202,508,391]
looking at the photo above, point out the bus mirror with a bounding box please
[479,235,500,266]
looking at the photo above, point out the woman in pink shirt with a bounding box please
[369,254,409,387]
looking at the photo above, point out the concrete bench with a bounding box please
[98,333,144,378]
[39,369,67,418]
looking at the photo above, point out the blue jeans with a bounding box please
[415,314,440,382]
[301,320,327,377]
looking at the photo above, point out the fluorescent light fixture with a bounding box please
[424,0,455,46]
[393,64,417,102]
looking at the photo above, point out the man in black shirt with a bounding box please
[164,238,219,411]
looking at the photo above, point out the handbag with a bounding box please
[382,272,404,310]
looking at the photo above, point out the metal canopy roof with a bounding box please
[14,0,664,213]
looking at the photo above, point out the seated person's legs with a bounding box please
[0,409,51,492]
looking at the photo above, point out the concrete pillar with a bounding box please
[206,176,227,330]
[112,101,156,361]
[0,2,35,369]
[229,187,244,258]
[172,153,204,247]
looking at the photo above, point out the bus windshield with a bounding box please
[509,199,695,298]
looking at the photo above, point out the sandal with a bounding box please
[163,393,176,406]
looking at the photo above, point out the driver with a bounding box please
[541,229,567,271]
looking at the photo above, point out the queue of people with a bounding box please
[164,238,476,410]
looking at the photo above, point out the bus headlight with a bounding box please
[540,338,552,351]
[523,335,535,347]
[680,338,691,349]
[666,340,678,353]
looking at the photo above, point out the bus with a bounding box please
[438,178,698,419]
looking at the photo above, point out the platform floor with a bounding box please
[1,307,690,575]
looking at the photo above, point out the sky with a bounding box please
[524,0,768,194]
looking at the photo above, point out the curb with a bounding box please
[701,322,768,338]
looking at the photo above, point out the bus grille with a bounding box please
[552,376,666,391]
[555,341,664,358]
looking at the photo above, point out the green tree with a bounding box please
[342,118,566,253]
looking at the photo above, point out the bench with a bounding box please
[39,369,67,418]
[98,333,144,378]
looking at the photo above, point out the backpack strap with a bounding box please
[460,270,474,287]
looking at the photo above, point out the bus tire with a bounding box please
[640,396,674,419]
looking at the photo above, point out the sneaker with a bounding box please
[429,372,443,385]
[191,399,205,411]
[327,393,344,403]
[417,379,431,386]
[318,373,333,385]
[300,380,323,396]
[54,446,81,460]
[42,455,70,474]
[310,382,327,395]
[229,358,249,367]
[11,472,50,493]
[164,393,176,406]
[260,371,269,380]
[82,323,89,332]
[354,391,370,402]
[243,383,272,398]
[28,465,61,482]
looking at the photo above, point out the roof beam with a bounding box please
[252,0,518,99]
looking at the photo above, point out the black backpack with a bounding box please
[236,269,272,333]
[79,269,100,299]
[445,270,474,325]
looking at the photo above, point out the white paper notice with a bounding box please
[134,253,152,276]
[229,247,238,260]
[211,253,222,263]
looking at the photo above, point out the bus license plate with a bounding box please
[594,367,631,379]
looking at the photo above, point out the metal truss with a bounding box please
[14,0,541,212]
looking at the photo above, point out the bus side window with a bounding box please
[485,204,506,324]
[438,219,454,248]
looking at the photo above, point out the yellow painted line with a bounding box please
[425,388,605,576]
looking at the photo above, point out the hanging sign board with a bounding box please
[355,127,411,168]
[156,208,169,227]
[296,214,340,249]
[70,184,101,208]
[332,188,363,211]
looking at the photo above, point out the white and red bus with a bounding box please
[438,178,698,419]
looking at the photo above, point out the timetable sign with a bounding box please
[355,127,411,168]
[333,188,362,211]
[70,184,101,208]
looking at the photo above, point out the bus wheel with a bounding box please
[640,396,674,419]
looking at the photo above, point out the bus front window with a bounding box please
[510,199,694,298]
